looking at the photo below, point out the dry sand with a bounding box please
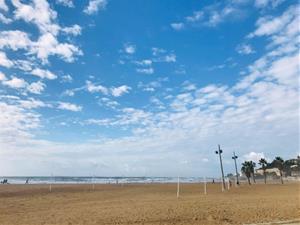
[0,182,299,225]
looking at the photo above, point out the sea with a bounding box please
[0,176,217,184]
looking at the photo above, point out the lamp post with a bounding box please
[232,152,239,185]
[215,144,226,190]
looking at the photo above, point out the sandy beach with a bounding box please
[0,182,299,225]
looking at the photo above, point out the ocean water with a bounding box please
[0,176,217,184]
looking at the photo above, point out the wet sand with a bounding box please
[0,182,299,225]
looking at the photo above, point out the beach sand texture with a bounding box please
[0,183,299,225]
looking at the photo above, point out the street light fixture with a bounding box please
[232,152,240,185]
[215,144,226,190]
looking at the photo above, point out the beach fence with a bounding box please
[175,177,232,198]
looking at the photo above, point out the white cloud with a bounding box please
[1,75,45,94]
[136,67,154,74]
[206,7,238,27]
[84,0,107,15]
[31,68,57,80]
[164,53,176,62]
[134,59,152,66]
[61,24,82,36]
[170,22,184,31]
[243,152,265,162]
[0,71,7,81]
[0,101,41,144]
[111,85,131,97]
[0,13,12,24]
[2,76,27,89]
[14,60,34,71]
[254,0,285,8]
[266,53,299,87]
[248,6,296,38]
[236,4,299,91]
[63,89,75,96]
[19,98,48,109]
[0,1,82,64]
[98,97,119,109]
[138,78,168,92]
[0,31,82,64]
[124,43,136,54]
[0,51,14,68]
[0,30,31,51]
[27,81,45,94]
[152,47,166,56]
[12,0,59,35]
[56,0,74,7]
[183,83,197,91]
[86,81,131,97]
[236,44,255,55]
[85,118,112,126]
[58,102,82,112]
[61,74,73,83]
[31,32,82,63]
[151,48,176,63]
[186,11,203,22]
[86,80,109,95]
[175,1,247,29]
[0,0,9,11]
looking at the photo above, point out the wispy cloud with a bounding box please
[254,0,285,9]
[170,0,248,30]
[0,51,14,68]
[85,81,131,97]
[56,0,74,8]
[123,43,136,54]
[111,85,131,97]
[30,68,57,80]
[136,67,154,74]
[170,22,184,31]
[58,102,82,111]
[236,43,255,55]
[84,0,107,15]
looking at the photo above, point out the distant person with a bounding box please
[25,178,29,184]
[1,179,8,184]
[212,179,215,184]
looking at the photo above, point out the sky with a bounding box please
[0,0,299,177]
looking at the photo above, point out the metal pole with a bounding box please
[218,145,226,190]
[232,152,240,185]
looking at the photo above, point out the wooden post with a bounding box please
[204,177,207,195]
[92,175,95,190]
[49,173,53,192]
[177,176,180,198]
[221,178,224,192]
[227,178,230,190]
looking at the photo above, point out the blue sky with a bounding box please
[0,0,299,176]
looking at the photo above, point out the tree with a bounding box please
[241,161,252,185]
[249,161,256,183]
[259,158,268,184]
[274,157,284,184]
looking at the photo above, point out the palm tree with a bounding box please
[274,157,284,184]
[249,161,256,183]
[259,158,268,184]
[241,161,252,185]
